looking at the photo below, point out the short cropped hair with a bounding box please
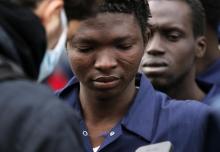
[149,0,205,37]
[184,0,206,37]
[64,0,98,21]
[96,0,151,44]
[200,0,220,32]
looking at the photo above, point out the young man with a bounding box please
[196,0,220,85]
[141,0,220,104]
[0,0,97,151]
[57,0,220,151]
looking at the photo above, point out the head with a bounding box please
[196,0,220,75]
[66,0,151,99]
[141,0,206,92]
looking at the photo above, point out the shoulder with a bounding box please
[0,80,83,152]
[153,92,213,151]
[156,91,211,125]
[0,79,77,121]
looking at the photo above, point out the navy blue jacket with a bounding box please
[196,79,220,105]
[57,73,218,152]
[197,59,220,86]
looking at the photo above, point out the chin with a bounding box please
[150,79,169,91]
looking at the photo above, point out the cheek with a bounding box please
[171,42,195,63]
[117,47,144,71]
[67,52,92,76]
[170,44,196,71]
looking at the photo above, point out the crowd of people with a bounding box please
[0,0,220,152]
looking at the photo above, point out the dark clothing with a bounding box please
[196,79,220,105]
[57,73,218,152]
[0,1,84,152]
[0,1,46,80]
[197,59,220,86]
[0,80,84,152]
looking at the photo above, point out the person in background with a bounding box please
[141,0,220,105]
[0,0,97,151]
[36,0,69,90]
[196,0,220,85]
[57,0,220,151]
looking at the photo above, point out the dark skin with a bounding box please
[141,0,206,101]
[67,13,144,147]
[196,24,220,75]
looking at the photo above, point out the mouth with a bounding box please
[93,75,120,89]
[142,62,168,67]
[141,62,168,76]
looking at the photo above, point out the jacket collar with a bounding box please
[58,73,159,142]
[121,73,159,142]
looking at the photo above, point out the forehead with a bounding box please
[71,13,142,41]
[148,0,192,29]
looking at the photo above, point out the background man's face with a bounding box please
[67,13,144,98]
[141,0,199,90]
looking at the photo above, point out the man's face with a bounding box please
[141,0,200,90]
[67,13,144,98]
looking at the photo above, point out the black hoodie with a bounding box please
[0,2,84,152]
[0,1,46,80]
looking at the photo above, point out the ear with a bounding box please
[195,36,207,59]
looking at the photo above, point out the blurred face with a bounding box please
[67,13,144,98]
[34,0,64,49]
[141,0,201,90]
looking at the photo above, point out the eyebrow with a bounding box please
[68,37,100,49]
[148,22,184,33]
[113,36,137,44]
[71,34,137,44]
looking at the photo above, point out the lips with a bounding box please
[141,61,168,76]
[93,75,120,89]
[142,62,168,67]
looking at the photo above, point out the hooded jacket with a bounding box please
[0,1,46,80]
[0,1,84,152]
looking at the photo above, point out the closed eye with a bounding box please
[76,45,94,52]
[115,43,133,50]
[166,32,182,42]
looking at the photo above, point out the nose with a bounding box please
[145,33,166,56]
[94,49,117,72]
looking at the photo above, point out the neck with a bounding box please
[79,79,137,147]
[162,70,205,101]
[166,81,205,101]
[79,79,136,123]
